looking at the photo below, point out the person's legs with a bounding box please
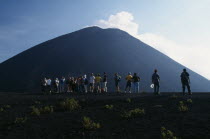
[182,83,186,95]
[84,85,87,93]
[186,83,191,94]
[156,83,160,94]
[154,84,157,94]
[104,82,107,92]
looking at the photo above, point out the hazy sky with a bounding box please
[0,0,210,79]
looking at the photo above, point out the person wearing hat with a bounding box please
[152,69,160,95]
[125,72,133,93]
[180,68,191,95]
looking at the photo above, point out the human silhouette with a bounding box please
[152,69,160,95]
[180,69,192,95]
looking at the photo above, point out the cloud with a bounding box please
[96,11,210,80]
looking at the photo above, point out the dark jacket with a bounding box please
[181,71,190,84]
[152,73,160,84]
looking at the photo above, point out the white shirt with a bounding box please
[89,76,95,83]
[47,79,51,85]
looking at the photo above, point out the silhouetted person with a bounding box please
[41,78,47,94]
[132,73,140,93]
[102,72,108,92]
[114,73,121,93]
[46,78,52,94]
[152,69,160,95]
[181,69,191,95]
[60,77,66,93]
[54,78,60,93]
[125,72,132,93]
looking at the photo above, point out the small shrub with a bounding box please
[126,98,131,103]
[178,101,188,112]
[0,107,4,112]
[82,116,100,130]
[40,106,54,114]
[186,99,193,104]
[60,98,80,111]
[4,105,11,109]
[14,117,27,124]
[31,106,40,116]
[104,104,114,110]
[121,108,145,118]
[161,126,177,139]
[31,105,53,116]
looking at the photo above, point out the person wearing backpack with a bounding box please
[114,73,121,93]
[180,69,191,95]
[132,73,140,93]
[125,72,133,93]
[152,69,160,95]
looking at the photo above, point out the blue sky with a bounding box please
[0,0,210,79]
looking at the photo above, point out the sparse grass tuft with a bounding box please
[14,117,27,124]
[31,105,53,116]
[0,107,4,112]
[104,104,114,110]
[82,116,101,130]
[186,99,193,104]
[31,106,41,116]
[121,108,145,119]
[59,98,80,111]
[178,101,188,112]
[40,106,54,114]
[161,126,177,139]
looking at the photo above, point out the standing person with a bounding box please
[125,72,133,93]
[83,75,88,93]
[89,73,95,93]
[60,77,66,93]
[66,77,71,93]
[54,78,60,93]
[132,73,140,93]
[46,78,52,94]
[152,69,160,95]
[95,74,102,93]
[41,78,47,94]
[180,69,192,95]
[102,72,108,93]
[114,73,121,93]
[72,77,77,92]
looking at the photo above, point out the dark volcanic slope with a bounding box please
[0,26,209,92]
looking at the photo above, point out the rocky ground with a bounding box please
[0,92,209,139]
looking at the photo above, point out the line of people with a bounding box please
[41,69,192,95]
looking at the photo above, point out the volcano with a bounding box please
[0,26,209,92]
